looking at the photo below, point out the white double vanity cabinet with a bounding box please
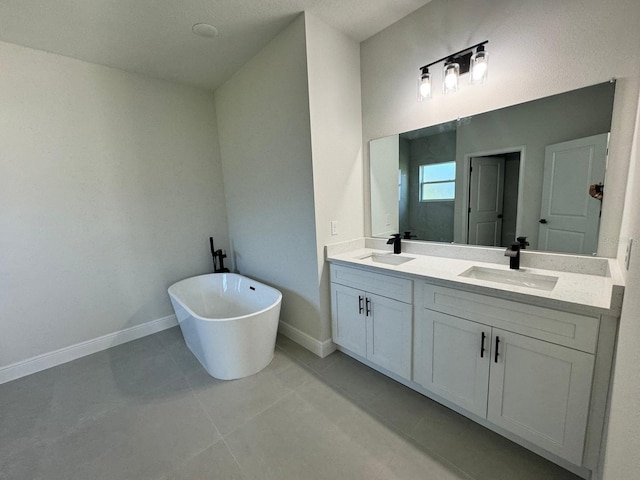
[327,240,624,479]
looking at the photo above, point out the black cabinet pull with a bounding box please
[358,295,364,314]
[365,297,371,317]
[480,332,486,358]
[494,336,500,363]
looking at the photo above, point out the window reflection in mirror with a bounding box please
[370,81,615,255]
[419,162,456,202]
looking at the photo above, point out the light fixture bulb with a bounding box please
[419,80,431,98]
[470,46,489,84]
[418,67,432,101]
[443,61,459,94]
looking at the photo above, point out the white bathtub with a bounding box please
[168,274,282,380]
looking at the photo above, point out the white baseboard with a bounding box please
[0,314,178,385]
[278,321,336,358]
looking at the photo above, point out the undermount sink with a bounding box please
[459,266,559,291]
[357,253,415,266]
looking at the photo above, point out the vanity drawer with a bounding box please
[331,264,412,303]
[421,283,600,353]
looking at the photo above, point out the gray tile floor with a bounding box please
[0,327,581,480]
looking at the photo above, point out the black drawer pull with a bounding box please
[480,332,486,358]
[365,297,371,317]
[495,336,500,363]
[358,295,364,314]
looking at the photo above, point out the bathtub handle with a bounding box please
[365,297,371,317]
[358,295,364,314]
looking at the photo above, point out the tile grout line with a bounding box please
[181,347,302,440]
[276,344,478,480]
[172,334,579,480]
[404,416,479,480]
[274,342,332,376]
[180,343,309,479]
[184,374,224,443]
[172,335,476,480]
[219,437,250,479]
[150,330,229,479]
[167,333,228,465]
[305,353,480,480]
[220,388,298,439]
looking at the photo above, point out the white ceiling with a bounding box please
[0,0,432,91]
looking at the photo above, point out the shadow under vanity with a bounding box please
[326,238,624,479]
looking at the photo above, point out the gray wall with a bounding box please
[305,12,363,342]
[0,41,229,368]
[214,16,323,340]
[602,89,640,480]
[216,13,363,344]
[405,131,456,242]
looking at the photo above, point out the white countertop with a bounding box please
[327,246,625,315]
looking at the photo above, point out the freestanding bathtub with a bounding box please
[168,274,282,380]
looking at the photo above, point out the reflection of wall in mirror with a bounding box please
[399,137,410,233]
[453,82,614,249]
[502,153,521,247]
[370,134,399,237]
[400,130,456,242]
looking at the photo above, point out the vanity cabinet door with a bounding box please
[366,293,412,379]
[331,283,366,358]
[414,310,490,418]
[331,282,412,379]
[487,329,594,465]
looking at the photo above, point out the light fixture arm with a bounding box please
[419,40,488,71]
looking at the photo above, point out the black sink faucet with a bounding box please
[516,236,530,249]
[505,242,520,270]
[387,234,402,254]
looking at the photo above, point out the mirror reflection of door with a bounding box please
[467,154,520,247]
[538,133,608,255]
[468,156,504,246]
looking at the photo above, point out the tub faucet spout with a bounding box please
[213,249,230,273]
[210,237,230,273]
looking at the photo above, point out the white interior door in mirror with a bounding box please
[468,156,505,246]
[538,133,608,255]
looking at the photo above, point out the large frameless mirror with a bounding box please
[370,81,616,255]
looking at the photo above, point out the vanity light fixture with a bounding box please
[418,40,489,100]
